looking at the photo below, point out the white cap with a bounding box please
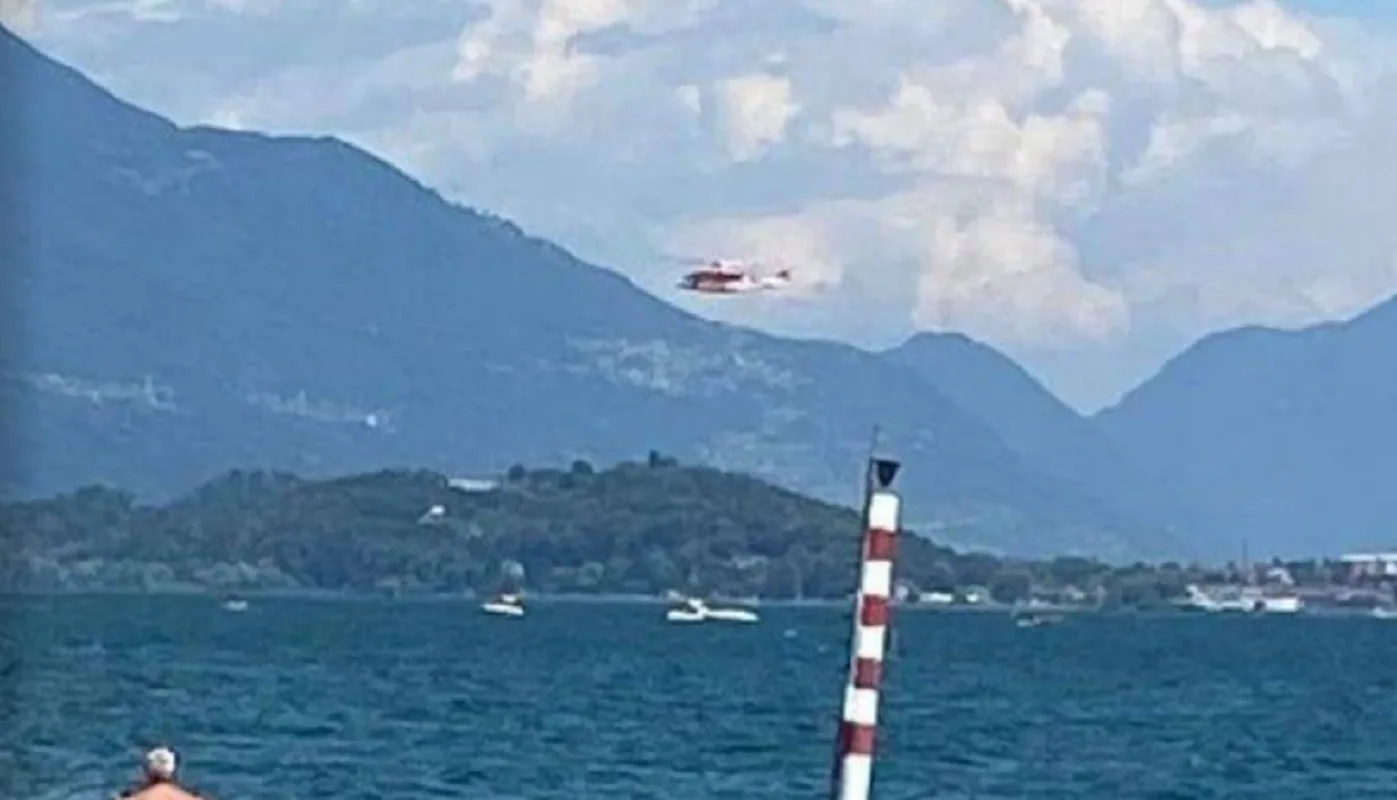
[145,747,177,779]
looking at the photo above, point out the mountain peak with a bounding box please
[884,330,1196,557]
[888,330,1054,403]
[3,23,176,151]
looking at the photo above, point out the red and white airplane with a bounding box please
[675,258,794,294]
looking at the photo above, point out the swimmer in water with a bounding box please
[115,747,205,800]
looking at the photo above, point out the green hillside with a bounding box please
[0,455,1162,602]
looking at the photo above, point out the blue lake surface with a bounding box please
[3,596,1396,798]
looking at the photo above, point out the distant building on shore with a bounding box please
[1340,553,1397,580]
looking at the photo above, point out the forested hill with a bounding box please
[0,455,1121,599]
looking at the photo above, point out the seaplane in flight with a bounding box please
[675,258,794,295]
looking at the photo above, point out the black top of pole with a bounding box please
[872,458,900,489]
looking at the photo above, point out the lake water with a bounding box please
[3,596,1396,799]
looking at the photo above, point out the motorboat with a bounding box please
[666,598,708,623]
[1182,584,1303,614]
[1254,594,1302,613]
[481,592,525,617]
[664,597,758,624]
[1011,605,1063,628]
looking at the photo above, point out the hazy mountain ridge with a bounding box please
[4,24,1178,560]
[884,332,1150,497]
[883,332,1206,556]
[1096,297,1397,558]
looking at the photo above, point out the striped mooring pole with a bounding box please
[829,455,901,800]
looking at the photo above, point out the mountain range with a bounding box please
[1096,299,1397,558]
[4,23,1392,561]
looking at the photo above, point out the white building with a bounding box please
[1340,553,1397,578]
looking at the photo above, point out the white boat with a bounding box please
[221,598,248,612]
[1371,606,1397,619]
[1182,584,1302,614]
[1255,594,1302,614]
[1183,585,1250,612]
[481,593,525,617]
[1012,606,1063,627]
[665,599,708,623]
[664,597,758,624]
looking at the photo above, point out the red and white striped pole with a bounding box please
[830,456,901,800]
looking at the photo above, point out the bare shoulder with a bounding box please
[127,785,205,800]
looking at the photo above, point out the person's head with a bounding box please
[144,747,177,782]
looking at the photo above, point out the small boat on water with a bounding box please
[1254,594,1302,613]
[1371,606,1397,619]
[481,592,525,617]
[666,597,707,623]
[665,597,758,624]
[1181,584,1304,614]
[1011,603,1063,628]
[220,597,248,612]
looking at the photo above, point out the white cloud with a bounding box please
[452,0,683,105]
[711,72,798,161]
[17,0,1397,409]
[70,0,181,22]
[914,200,1130,344]
[0,0,39,32]
[203,0,280,14]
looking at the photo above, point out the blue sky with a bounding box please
[7,0,1397,410]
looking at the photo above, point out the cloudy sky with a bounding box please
[6,0,1397,410]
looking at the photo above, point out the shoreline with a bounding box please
[5,590,1389,619]
[0,588,1113,616]
[0,586,1014,611]
[0,587,850,607]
